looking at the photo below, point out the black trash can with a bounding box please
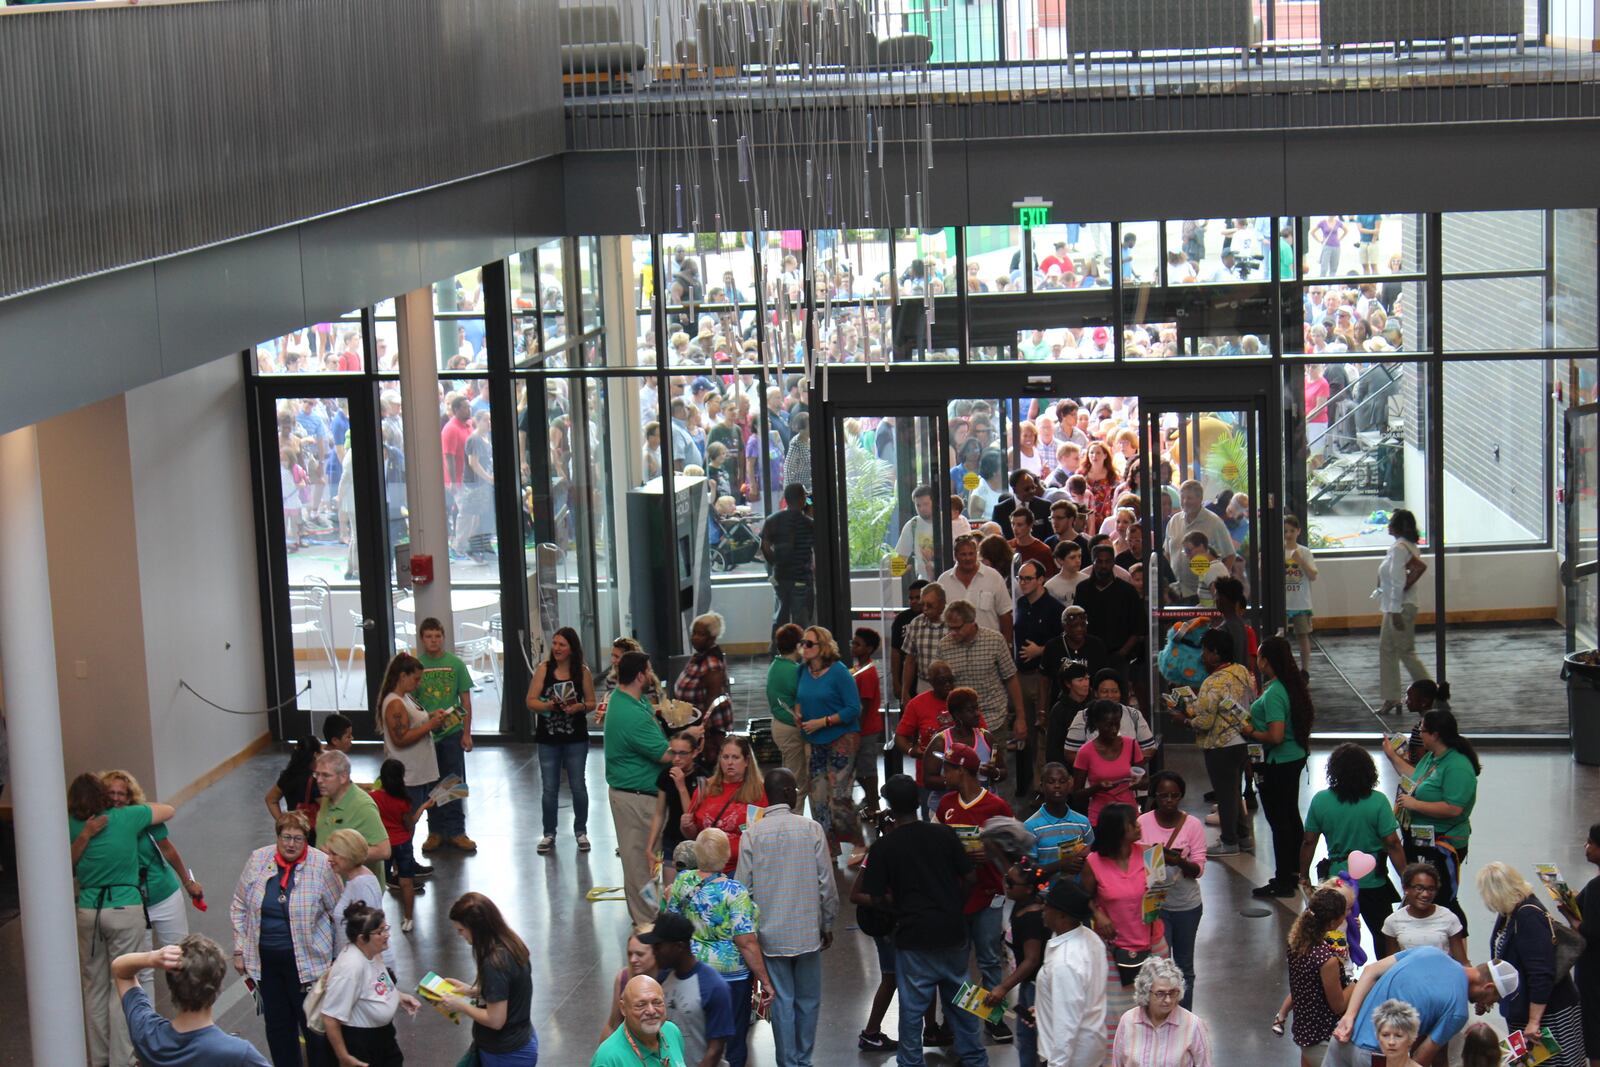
[1562,652,1600,766]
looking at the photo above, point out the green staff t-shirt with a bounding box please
[1251,679,1307,764]
[1304,789,1398,888]
[69,805,152,908]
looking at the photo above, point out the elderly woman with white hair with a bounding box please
[1111,957,1213,1067]
[674,611,730,760]
[1370,999,1424,1067]
[1477,861,1586,1065]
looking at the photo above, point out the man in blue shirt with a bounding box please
[642,913,735,1067]
[114,938,272,1066]
[1325,946,1516,1066]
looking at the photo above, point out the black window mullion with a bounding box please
[483,260,534,738]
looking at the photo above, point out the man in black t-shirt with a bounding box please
[761,483,816,637]
[1071,544,1143,663]
[858,776,985,1063]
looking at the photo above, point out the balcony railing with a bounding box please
[562,0,1600,148]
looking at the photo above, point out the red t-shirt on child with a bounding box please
[370,788,414,846]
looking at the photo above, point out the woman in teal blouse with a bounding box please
[1383,707,1480,933]
[796,624,863,855]
[1243,636,1313,899]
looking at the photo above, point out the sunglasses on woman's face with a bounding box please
[799,639,818,648]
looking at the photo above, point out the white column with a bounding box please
[0,425,88,1064]
[396,288,455,643]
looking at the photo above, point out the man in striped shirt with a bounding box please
[735,767,838,1067]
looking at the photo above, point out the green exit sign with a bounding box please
[1018,205,1050,230]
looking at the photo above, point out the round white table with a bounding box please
[394,588,501,616]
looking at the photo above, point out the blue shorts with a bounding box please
[874,935,896,975]
[385,838,418,881]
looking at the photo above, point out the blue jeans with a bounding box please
[895,944,988,1067]
[432,732,467,836]
[966,905,1004,991]
[765,951,823,1067]
[1015,981,1038,1067]
[1160,904,1203,1011]
[477,1034,538,1066]
[537,741,589,837]
[725,975,754,1067]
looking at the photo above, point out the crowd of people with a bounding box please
[66,391,1599,1067]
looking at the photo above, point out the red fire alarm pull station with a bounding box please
[410,553,434,585]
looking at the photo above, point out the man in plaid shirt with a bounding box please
[898,582,947,699]
[939,599,1027,807]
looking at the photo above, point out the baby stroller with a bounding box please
[710,511,761,571]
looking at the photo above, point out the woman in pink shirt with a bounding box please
[1071,700,1145,825]
[1081,802,1170,1054]
[1304,365,1331,460]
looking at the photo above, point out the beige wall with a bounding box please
[32,355,267,801]
[37,396,158,790]
[126,356,267,800]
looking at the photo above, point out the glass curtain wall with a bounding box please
[245,210,1598,739]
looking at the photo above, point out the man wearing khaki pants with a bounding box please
[605,650,704,928]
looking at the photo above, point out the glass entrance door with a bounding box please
[1139,404,1265,716]
[255,384,398,738]
[823,408,949,776]
[1566,403,1600,652]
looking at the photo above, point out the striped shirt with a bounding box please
[733,804,839,957]
[900,613,946,692]
[1111,1005,1214,1067]
[938,628,1018,731]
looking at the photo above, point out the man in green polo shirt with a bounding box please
[415,616,477,853]
[604,651,702,929]
[312,750,391,887]
[592,975,686,1067]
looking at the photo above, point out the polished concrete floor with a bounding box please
[7,739,1595,1065]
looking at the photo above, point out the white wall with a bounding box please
[125,356,267,800]
[1550,0,1597,42]
[1307,548,1559,624]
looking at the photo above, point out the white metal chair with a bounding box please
[456,635,499,700]
[288,578,338,692]
[460,612,504,681]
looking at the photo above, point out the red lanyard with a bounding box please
[623,1026,671,1067]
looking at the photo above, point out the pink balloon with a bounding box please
[1346,851,1376,881]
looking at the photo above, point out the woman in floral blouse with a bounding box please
[665,828,773,1067]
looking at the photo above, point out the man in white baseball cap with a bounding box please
[1323,946,1514,1066]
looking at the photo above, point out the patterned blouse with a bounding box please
[1286,940,1344,1047]
[665,871,760,980]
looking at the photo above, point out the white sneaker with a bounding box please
[537,835,555,855]
[401,918,414,933]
